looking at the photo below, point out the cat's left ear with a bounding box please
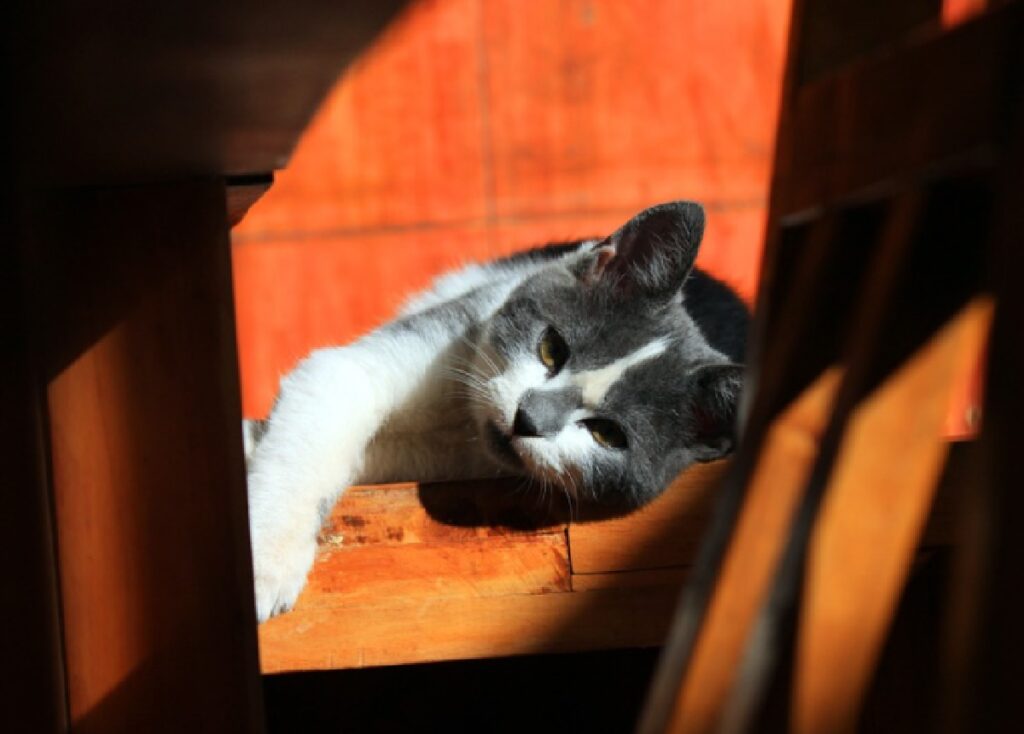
[685,363,744,462]
[580,201,705,299]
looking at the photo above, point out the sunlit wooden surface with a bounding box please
[258,457,958,674]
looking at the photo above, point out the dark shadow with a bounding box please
[264,647,660,734]
[416,476,667,531]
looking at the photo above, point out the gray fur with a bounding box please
[468,204,749,507]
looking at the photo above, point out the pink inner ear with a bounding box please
[594,244,616,272]
[578,243,618,285]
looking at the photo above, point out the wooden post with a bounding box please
[21,182,264,733]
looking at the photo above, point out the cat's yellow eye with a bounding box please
[582,419,628,449]
[538,328,569,374]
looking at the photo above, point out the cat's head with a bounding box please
[469,201,744,508]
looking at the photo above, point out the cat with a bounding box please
[245,201,750,621]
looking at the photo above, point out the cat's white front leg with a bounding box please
[246,346,387,621]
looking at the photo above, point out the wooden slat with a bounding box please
[662,369,841,734]
[319,481,560,548]
[794,297,994,734]
[796,0,940,83]
[940,59,1024,731]
[300,536,571,609]
[717,179,985,732]
[780,6,1017,217]
[572,568,690,592]
[569,461,727,574]
[260,586,680,672]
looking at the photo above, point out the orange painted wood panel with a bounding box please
[233,0,489,236]
[232,226,490,417]
[481,0,789,217]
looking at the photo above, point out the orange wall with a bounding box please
[232,0,792,418]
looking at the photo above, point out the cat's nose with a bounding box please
[512,407,539,437]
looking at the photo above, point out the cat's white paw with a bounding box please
[252,533,317,623]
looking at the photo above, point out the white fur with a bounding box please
[247,247,594,621]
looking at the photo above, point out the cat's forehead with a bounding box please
[600,348,693,411]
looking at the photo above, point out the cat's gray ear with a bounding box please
[686,363,744,462]
[583,201,706,299]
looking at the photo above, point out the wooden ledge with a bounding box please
[258,458,955,673]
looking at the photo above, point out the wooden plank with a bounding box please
[569,461,728,574]
[258,452,957,674]
[663,369,841,734]
[939,67,1024,732]
[716,181,983,731]
[794,298,994,734]
[319,480,562,548]
[780,7,1017,217]
[796,0,940,83]
[0,212,66,733]
[260,586,680,672]
[481,0,789,218]
[572,568,690,592]
[29,182,264,732]
[300,536,571,609]
[10,0,407,186]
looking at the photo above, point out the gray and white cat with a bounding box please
[245,201,749,621]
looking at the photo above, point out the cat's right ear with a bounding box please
[685,362,744,462]
[576,201,706,299]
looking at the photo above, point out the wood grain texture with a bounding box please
[643,4,1017,730]
[258,433,962,676]
[319,482,561,547]
[794,299,993,734]
[260,587,680,672]
[480,0,788,218]
[665,370,841,734]
[301,537,571,609]
[569,461,728,574]
[572,568,691,592]
[781,8,1012,218]
[32,183,263,733]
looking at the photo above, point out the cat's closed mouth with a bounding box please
[484,419,524,469]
